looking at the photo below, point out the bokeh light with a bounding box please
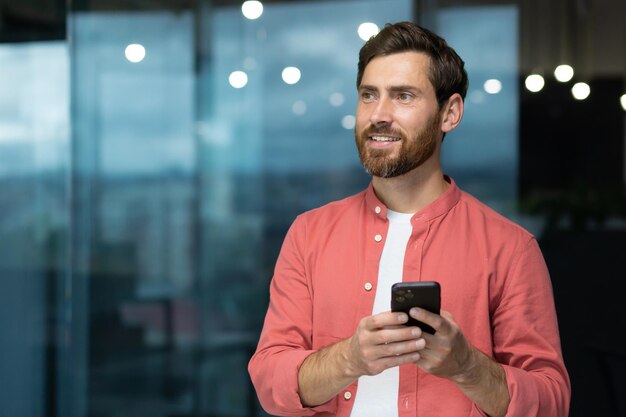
[125,44,146,63]
[525,74,545,92]
[229,71,248,88]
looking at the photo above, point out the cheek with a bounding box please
[394,111,422,128]
[355,105,368,122]
[355,113,370,133]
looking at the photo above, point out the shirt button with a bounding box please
[344,391,352,400]
[364,282,373,291]
[374,234,383,242]
[375,206,381,214]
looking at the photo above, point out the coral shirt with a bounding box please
[249,178,570,417]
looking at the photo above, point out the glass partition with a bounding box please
[68,1,412,416]
[0,40,69,417]
[438,5,519,219]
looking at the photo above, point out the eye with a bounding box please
[398,92,413,102]
[360,91,376,102]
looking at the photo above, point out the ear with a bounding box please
[440,93,464,134]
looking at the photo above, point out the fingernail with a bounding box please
[411,328,421,337]
[398,313,408,322]
[410,307,420,315]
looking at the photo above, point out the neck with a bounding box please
[372,159,449,214]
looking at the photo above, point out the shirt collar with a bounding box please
[364,175,461,222]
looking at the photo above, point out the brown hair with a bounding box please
[357,22,468,107]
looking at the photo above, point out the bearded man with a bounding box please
[249,21,570,417]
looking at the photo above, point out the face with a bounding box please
[355,52,443,178]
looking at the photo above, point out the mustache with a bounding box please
[361,126,405,138]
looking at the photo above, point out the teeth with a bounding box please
[371,136,400,142]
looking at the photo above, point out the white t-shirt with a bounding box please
[349,209,414,417]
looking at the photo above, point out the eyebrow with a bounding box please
[359,84,424,95]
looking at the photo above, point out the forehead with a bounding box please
[361,51,434,91]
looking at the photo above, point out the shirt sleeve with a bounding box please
[248,215,338,416]
[491,237,571,417]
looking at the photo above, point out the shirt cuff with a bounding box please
[467,364,540,417]
[266,349,339,416]
[499,365,541,417]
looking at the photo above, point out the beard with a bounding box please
[355,112,442,178]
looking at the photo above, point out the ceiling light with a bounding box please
[242,1,263,20]
[229,71,248,88]
[483,79,502,94]
[282,67,301,85]
[125,44,146,63]
[358,23,379,41]
[554,65,574,82]
[341,115,355,129]
[525,74,545,92]
[329,92,345,107]
[292,100,306,115]
[571,82,590,100]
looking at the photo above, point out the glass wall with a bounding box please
[67,1,413,416]
[438,6,518,218]
[0,40,69,417]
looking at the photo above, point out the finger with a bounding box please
[380,351,422,368]
[373,338,426,359]
[364,311,409,331]
[419,325,457,351]
[374,326,422,345]
[439,310,458,326]
[415,350,443,373]
[420,331,437,347]
[409,307,447,334]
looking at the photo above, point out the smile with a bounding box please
[369,135,401,142]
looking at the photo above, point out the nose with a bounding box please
[370,97,393,126]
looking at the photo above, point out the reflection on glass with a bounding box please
[292,100,307,115]
[342,114,356,129]
[483,78,503,94]
[229,70,249,88]
[281,66,301,84]
[329,92,346,107]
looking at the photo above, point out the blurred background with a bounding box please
[0,0,624,416]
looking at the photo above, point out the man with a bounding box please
[249,22,570,417]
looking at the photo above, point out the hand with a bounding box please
[409,308,511,417]
[346,311,426,377]
[409,308,475,382]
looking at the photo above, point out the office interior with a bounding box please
[0,0,624,416]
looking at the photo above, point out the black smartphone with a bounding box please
[390,281,441,334]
